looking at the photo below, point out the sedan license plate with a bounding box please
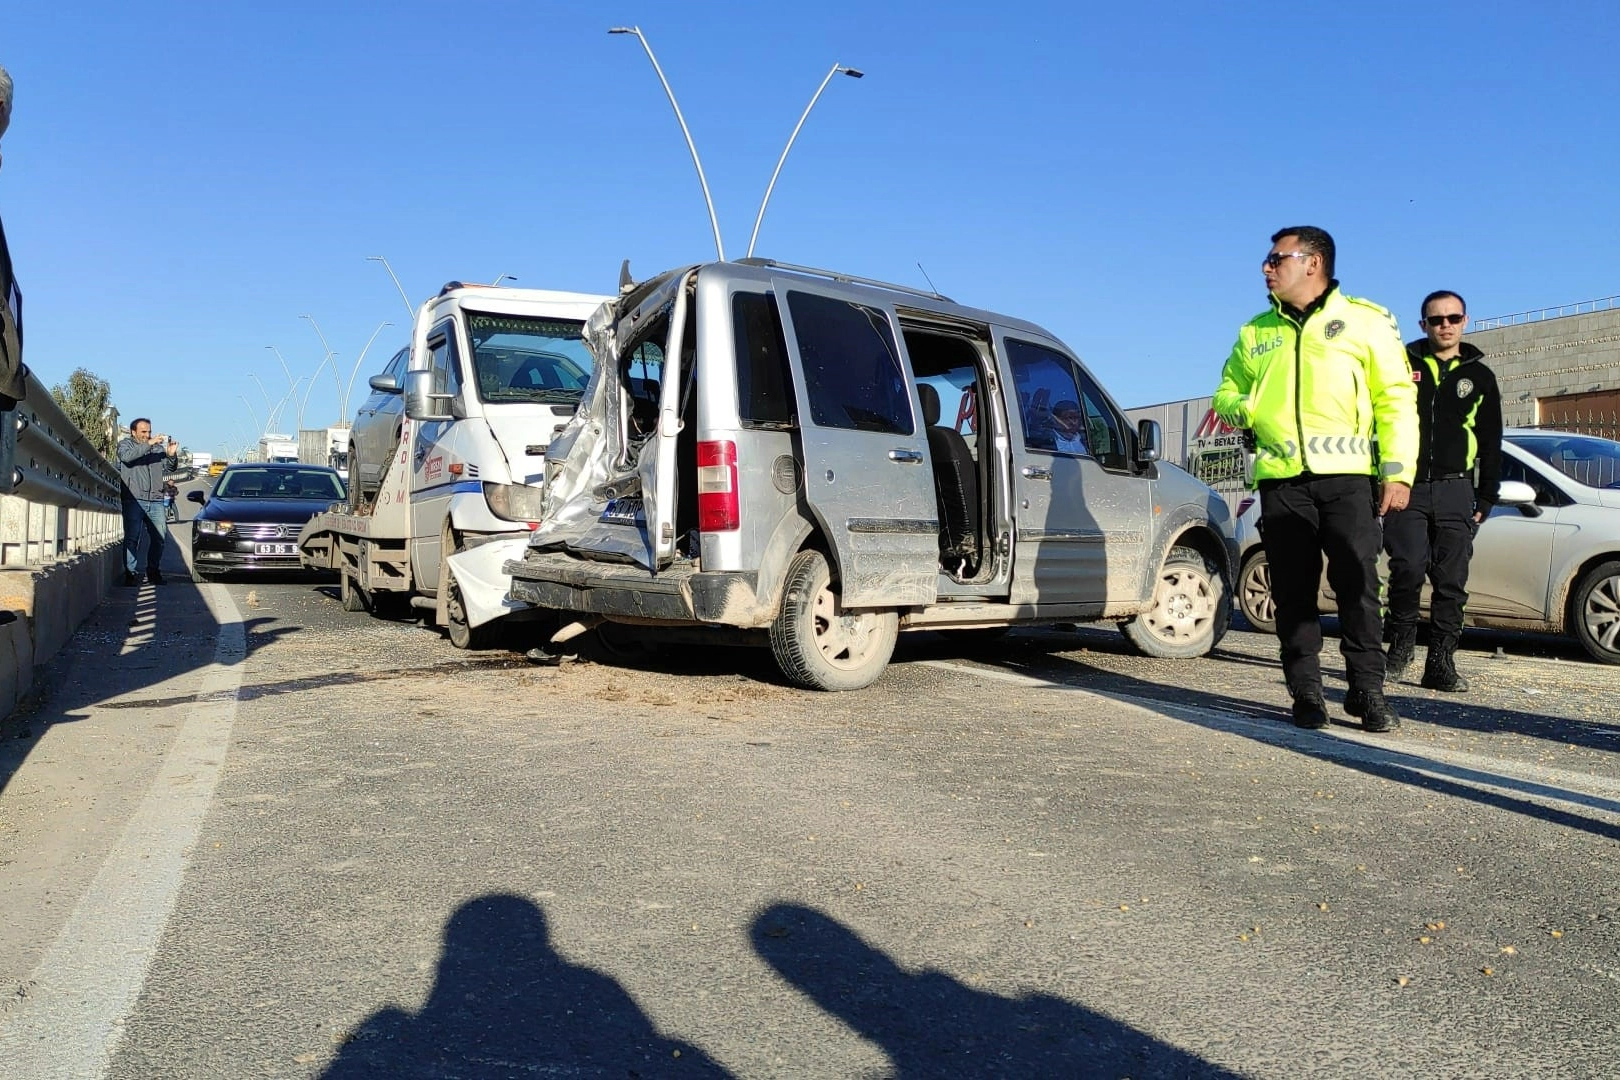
[254,542,297,555]
[600,496,644,526]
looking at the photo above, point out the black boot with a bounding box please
[1344,687,1401,733]
[1421,633,1470,692]
[1291,692,1329,730]
[1385,624,1418,682]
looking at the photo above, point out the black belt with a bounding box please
[1429,472,1470,481]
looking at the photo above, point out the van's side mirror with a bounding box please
[1136,419,1161,464]
[404,368,453,422]
[1496,478,1542,518]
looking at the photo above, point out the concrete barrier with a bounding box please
[0,539,121,719]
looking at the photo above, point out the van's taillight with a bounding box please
[1236,496,1255,517]
[697,440,739,532]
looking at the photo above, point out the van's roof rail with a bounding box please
[735,258,952,303]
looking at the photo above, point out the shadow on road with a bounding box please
[322,893,730,1078]
[926,631,1620,842]
[751,902,1241,1079]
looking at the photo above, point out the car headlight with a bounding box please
[483,482,546,523]
[197,520,233,535]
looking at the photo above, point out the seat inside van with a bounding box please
[904,330,990,582]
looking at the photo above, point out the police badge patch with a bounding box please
[1324,319,1346,339]
[1457,378,1474,398]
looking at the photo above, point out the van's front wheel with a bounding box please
[770,550,897,691]
[1120,544,1230,658]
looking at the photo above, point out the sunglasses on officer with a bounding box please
[1262,251,1314,269]
[1422,313,1466,326]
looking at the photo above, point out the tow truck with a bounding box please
[298,281,611,647]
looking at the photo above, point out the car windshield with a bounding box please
[217,468,345,500]
[467,313,593,405]
[1509,433,1620,489]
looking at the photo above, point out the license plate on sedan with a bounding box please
[254,542,298,555]
[599,496,644,526]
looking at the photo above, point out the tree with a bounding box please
[49,367,117,456]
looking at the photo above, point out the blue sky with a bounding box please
[4,1,1617,459]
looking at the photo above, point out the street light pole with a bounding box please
[264,345,299,430]
[746,63,864,259]
[492,273,517,286]
[342,320,394,424]
[237,395,263,438]
[246,372,275,425]
[367,255,415,319]
[609,26,726,261]
[300,313,342,426]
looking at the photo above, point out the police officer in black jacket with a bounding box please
[1383,290,1502,692]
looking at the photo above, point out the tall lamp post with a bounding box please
[237,395,263,439]
[367,255,415,319]
[300,313,342,424]
[746,63,864,258]
[343,320,394,424]
[264,345,300,431]
[246,372,275,428]
[608,26,726,261]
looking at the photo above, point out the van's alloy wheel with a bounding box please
[770,549,898,691]
[1120,544,1230,659]
[1238,550,1277,634]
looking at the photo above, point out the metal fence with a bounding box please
[1523,413,1620,440]
[1471,295,1620,332]
[0,367,122,567]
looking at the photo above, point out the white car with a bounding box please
[1235,429,1620,664]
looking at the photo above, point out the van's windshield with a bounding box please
[467,313,594,405]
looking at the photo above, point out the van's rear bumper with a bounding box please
[504,551,763,625]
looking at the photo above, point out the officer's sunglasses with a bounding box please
[1423,313,1466,326]
[1262,251,1312,269]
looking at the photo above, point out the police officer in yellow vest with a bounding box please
[1215,227,1419,732]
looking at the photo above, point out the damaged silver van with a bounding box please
[505,260,1235,690]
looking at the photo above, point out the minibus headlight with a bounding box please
[483,482,546,522]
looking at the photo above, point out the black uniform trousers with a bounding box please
[1383,475,1475,637]
[1258,473,1385,695]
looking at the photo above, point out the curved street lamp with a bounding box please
[300,313,342,425]
[609,26,726,261]
[264,345,300,429]
[342,320,394,425]
[746,63,863,258]
[367,255,415,319]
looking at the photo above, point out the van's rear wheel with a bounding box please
[1120,544,1230,658]
[770,549,897,691]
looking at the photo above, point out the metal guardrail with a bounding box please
[1471,295,1620,332]
[0,367,123,567]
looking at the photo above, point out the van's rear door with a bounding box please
[771,278,938,608]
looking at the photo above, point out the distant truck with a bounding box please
[298,426,352,478]
[258,434,299,464]
[297,282,610,648]
[190,451,214,474]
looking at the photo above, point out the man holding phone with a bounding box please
[116,418,179,585]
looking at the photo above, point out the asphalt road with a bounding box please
[1,524,1618,1078]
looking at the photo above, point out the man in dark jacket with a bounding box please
[1383,290,1502,692]
[116,418,179,585]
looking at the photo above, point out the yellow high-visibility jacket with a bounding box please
[1214,285,1418,486]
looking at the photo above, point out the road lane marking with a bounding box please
[0,584,245,1078]
[922,659,1620,821]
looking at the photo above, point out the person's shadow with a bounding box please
[751,903,1240,1079]
[323,894,730,1078]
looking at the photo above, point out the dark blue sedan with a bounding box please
[189,463,345,577]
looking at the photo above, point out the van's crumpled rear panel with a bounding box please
[518,268,695,573]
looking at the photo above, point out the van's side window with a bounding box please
[733,291,795,426]
[785,291,912,435]
[1006,338,1088,457]
[1074,366,1130,471]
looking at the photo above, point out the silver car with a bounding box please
[347,345,409,506]
[1235,429,1620,663]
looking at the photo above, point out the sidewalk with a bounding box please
[0,541,237,1001]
